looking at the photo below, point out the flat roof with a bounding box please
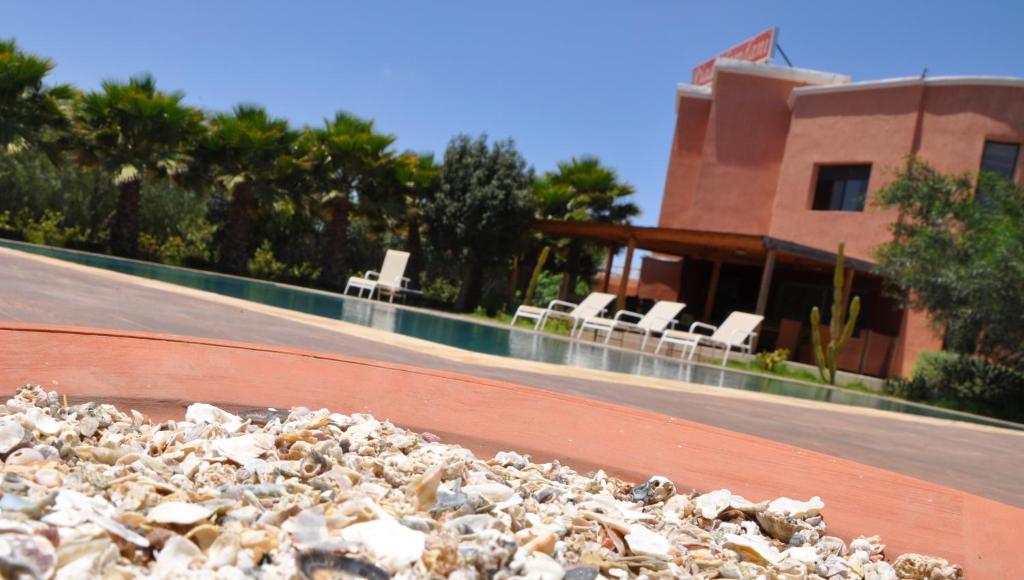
[533,220,877,273]
[789,75,1024,105]
[676,59,850,110]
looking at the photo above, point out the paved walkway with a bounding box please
[2,247,1022,506]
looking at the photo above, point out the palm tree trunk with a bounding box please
[321,197,351,290]
[110,179,141,257]
[455,260,484,312]
[220,182,254,275]
[404,215,422,288]
[558,240,581,301]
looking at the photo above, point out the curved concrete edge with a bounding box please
[1,323,1019,577]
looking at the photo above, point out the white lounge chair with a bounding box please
[510,292,615,335]
[577,301,687,351]
[655,311,764,365]
[344,250,410,302]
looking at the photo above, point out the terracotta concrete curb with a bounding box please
[1,323,1019,577]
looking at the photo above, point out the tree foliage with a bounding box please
[0,39,73,154]
[425,134,534,311]
[76,75,205,255]
[875,157,1024,368]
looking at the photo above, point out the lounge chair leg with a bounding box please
[640,332,649,351]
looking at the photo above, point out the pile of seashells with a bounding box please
[0,384,963,579]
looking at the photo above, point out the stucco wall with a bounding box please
[658,97,711,229]
[683,72,804,235]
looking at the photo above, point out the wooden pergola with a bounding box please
[532,220,876,313]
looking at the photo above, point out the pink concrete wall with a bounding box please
[768,85,924,261]
[658,97,711,229]
[683,72,805,235]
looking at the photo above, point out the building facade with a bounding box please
[646,59,1024,376]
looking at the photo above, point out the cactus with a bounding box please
[810,242,861,385]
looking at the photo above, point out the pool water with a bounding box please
[3,239,1019,430]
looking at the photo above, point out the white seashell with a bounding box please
[211,433,274,466]
[693,489,732,519]
[34,414,63,436]
[724,532,783,566]
[0,419,26,454]
[207,531,241,568]
[767,496,825,518]
[153,536,205,576]
[624,523,671,557]
[463,483,515,503]
[521,552,564,580]
[55,537,119,580]
[341,518,425,569]
[186,403,243,433]
[782,545,819,564]
[282,506,327,547]
[0,533,56,578]
[77,416,99,438]
[148,501,215,525]
[5,447,44,466]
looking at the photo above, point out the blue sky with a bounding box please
[4,1,1024,227]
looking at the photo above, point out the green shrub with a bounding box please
[248,240,287,279]
[0,209,95,247]
[891,351,1024,422]
[755,348,790,373]
[419,274,460,305]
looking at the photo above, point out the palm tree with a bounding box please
[76,75,205,257]
[530,155,640,300]
[0,39,74,155]
[299,112,397,289]
[203,105,295,274]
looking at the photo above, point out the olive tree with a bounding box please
[424,134,534,312]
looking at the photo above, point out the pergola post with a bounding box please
[703,260,722,322]
[754,249,776,317]
[602,246,615,293]
[616,237,636,311]
[752,249,777,353]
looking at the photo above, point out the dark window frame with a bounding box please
[979,140,1020,181]
[810,163,872,212]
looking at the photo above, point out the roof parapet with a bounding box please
[788,75,1024,107]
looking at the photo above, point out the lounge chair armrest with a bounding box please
[612,310,644,323]
[545,299,579,312]
[400,276,412,288]
[364,270,380,281]
[689,321,717,335]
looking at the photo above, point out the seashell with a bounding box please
[184,524,223,552]
[624,524,671,557]
[282,507,328,547]
[564,567,600,580]
[493,450,530,469]
[755,510,807,543]
[892,553,963,579]
[55,537,120,579]
[766,496,824,518]
[0,419,27,454]
[211,433,274,466]
[462,483,514,504]
[628,475,675,505]
[340,518,426,570]
[185,403,243,433]
[295,550,389,580]
[207,531,240,568]
[724,533,783,566]
[153,536,205,576]
[73,445,126,465]
[522,552,565,580]
[5,447,45,466]
[408,466,443,510]
[693,489,732,519]
[148,502,215,525]
[298,450,329,478]
[0,533,56,579]
[77,416,99,438]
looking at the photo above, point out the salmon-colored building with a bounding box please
[540,58,1024,377]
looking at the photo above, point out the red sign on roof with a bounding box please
[691,28,777,86]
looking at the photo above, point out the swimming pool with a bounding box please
[3,239,1019,430]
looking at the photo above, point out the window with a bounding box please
[812,164,871,212]
[980,141,1019,180]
